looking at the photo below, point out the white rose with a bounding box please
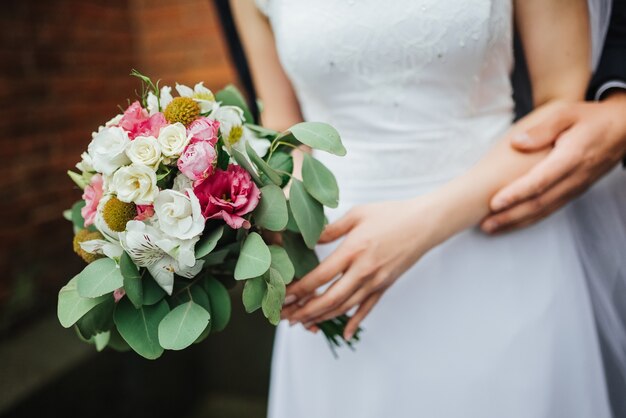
[126,135,161,168]
[88,127,131,175]
[172,172,193,192]
[111,164,159,205]
[120,220,203,294]
[154,189,205,240]
[157,122,190,159]
[91,114,123,138]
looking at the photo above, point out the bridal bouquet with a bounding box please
[58,71,357,359]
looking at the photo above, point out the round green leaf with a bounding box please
[266,151,293,187]
[195,226,224,258]
[107,327,131,352]
[282,231,320,278]
[93,332,110,352]
[71,200,86,230]
[203,277,231,332]
[262,270,286,325]
[142,275,166,305]
[76,297,115,338]
[77,258,124,298]
[302,154,339,208]
[234,232,271,280]
[57,277,109,328]
[230,148,263,185]
[289,179,324,249]
[245,141,282,186]
[269,245,295,284]
[120,252,143,308]
[158,301,210,351]
[254,184,288,231]
[114,298,170,360]
[242,276,266,313]
[289,122,346,156]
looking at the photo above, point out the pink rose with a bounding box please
[81,174,103,227]
[188,117,219,145]
[119,101,167,140]
[135,204,155,221]
[194,164,260,229]
[177,139,217,184]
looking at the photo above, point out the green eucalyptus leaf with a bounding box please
[158,301,210,351]
[216,140,230,170]
[202,248,230,265]
[76,296,115,338]
[71,200,86,230]
[215,84,254,123]
[107,327,131,352]
[289,122,346,156]
[57,277,109,328]
[76,258,124,298]
[282,231,320,278]
[265,152,293,187]
[195,226,224,258]
[285,201,300,233]
[242,276,266,313]
[114,298,170,360]
[289,179,324,249]
[142,274,166,305]
[254,184,288,231]
[234,232,271,280]
[120,252,143,308]
[246,123,278,138]
[203,277,231,332]
[230,147,263,185]
[262,270,286,325]
[67,170,88,190]
[245,141,282,185]
[93,332,110,352]
[302,154,339,208]
[269,245,295,284]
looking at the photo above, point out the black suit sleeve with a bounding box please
[587,1,626,99]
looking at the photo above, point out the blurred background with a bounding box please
[0,0,274,416]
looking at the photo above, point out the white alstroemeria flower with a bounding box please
[175,82,216,113]
[88,127,131,176]
[126,135,161,168]
[111,164,159,205]
[153,189,205,240]
[172,172,193,192]
[157,122,191,162]
[79,239,123,259]
[212,104,271,158]
[147,85,173,115]
[120,220,203,294]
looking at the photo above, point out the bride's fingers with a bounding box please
[304,287,372,326]
[280,293,315,319]
[284,245,351,305]
[318,210,358,244]
[344,291,383,341]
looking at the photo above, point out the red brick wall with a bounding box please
[0,0,237,325]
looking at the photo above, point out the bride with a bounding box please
[232,0,617,417]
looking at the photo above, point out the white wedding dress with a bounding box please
[258,1,616,417]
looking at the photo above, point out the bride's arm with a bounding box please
[284,0,591,337]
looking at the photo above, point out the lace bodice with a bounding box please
[259,0,515,201]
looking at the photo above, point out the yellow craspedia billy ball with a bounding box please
[164,97,201,126]
[73,229,105,263]
[102,196,137,232]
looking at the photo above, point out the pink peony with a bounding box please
[81,174,103,227]
[135,204,155,221]
[118,101,167,140]
[187,117,219,145]
[194,164,261,229]
[177,139,217,184]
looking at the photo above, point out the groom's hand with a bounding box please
[482,93,626,234]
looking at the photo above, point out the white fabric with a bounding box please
[588,0,613,69]
[262,1,614,417]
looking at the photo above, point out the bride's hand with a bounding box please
[282,197,439,339]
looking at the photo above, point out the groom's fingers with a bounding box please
[510,104,576,152]
[490,133,581,211]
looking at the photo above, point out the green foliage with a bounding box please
[262,270,286,325]
[242,276,266,313]
[71,200,87,230]
[142,274,166,305]
[76,258,124,298]
[285,202,300,233]
[215,84,254,124]
[216,139,230,170]
[289,122,346,156]
[302,154,339,208]
[76,296,115,338]
[265,152,293,187]
[57,277,109,328]
[107,327,131,352]
[195,226,224,258]
[245,141,282,186]
[289,179,325,249]
[67,170,88,190]
[269,245,295,284]
[247,123,278,138]
[158,300,210,351]
[234,232,271,280]
[230,148,263,185]
[114,298,170,360]
[203,277,231,332]
[281,231,319,278]
[254,184,288,231]
[202,248,230,265]
[120,252,143,308]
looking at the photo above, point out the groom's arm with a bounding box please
[482,3,626,234]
